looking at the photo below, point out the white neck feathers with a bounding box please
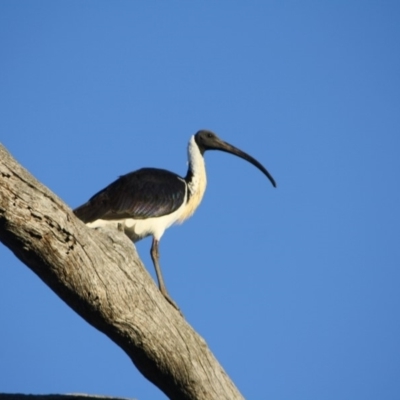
[177,136,207,223]
[188,135,206,180]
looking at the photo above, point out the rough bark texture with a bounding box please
[0,144,243,400]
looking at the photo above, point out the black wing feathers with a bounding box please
[74,168,186,223]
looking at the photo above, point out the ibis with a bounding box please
[74,130,276,309]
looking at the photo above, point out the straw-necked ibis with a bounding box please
[74,130,276,310]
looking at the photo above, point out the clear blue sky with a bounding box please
[1,2,399,399]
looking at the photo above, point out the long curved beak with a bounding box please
[210,138,277,188]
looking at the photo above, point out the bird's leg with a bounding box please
[150,238,180,311]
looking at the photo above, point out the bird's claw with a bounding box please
[161,291,183,315]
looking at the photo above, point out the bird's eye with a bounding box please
[207,133,213,138]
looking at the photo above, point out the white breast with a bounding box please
[86,199,187,242]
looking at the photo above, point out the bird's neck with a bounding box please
[178,136,207,223]
[185,135,207,195]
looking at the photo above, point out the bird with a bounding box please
[74,130,276,310]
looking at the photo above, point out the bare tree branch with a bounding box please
[0,395,135,400]
[0,144,243,400]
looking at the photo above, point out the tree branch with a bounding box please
[0,395,135,400]
[0,144,243,400]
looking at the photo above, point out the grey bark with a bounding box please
[0,144,244,400]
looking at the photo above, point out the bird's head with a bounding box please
[194,130,276,187]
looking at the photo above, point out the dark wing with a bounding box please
[74,168,186,223]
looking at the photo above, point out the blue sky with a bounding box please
[1,2,399,399]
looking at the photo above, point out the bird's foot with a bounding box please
[161,290,183,315]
